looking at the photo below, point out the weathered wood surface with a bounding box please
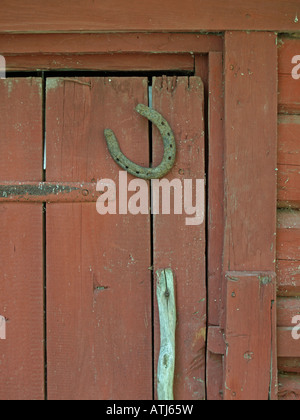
[0,205,44,400]
[207,326,225,355]
[223,32,278,400]
[0,79,44,400]
[278,374,300,400]
[207,52,224,327]
[205,52,225,401]
[152,76,206,400]
[278,115,300,208]
[278,38,300,114]
[224,273,277,400]
[278,115,300,166]
[5,53,195,73]
[206,325,300,367]
[278,328,300,358]
[277,297,300,326]
[156,269,176,401]
[0,33,223,54]
[278,165,300,209]
[277,260,300,296]
[277,210,300,261]
[278,358,300,374]
[0,0,299,32]
[46,77,152,400]
[0,78,43,181]
[223,32,277,272]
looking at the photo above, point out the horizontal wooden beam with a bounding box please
[277,260,300,296]
[278,328,300,358]
[208,325,299,359]
[5,53,195,72]
[0,33,223,54]
[278,115,300,167]
[278,358,300,375]
[277,297,300,326]
[278,164,300,209]
[277,209,300,261]
[0,0,299,33]
[277,115,300,209]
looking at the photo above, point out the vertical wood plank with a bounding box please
[0,78,44,400]
[224,32,278,272]
[207,51,224,327]
[206,52,225,400]
[0,78,43,181]
[46,77,152,400]
[223,32,278,400]
[153,76,206,400]
[224,272,276,400]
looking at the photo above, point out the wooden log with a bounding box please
[156,269,176,401]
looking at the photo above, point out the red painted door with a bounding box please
[0,78,45,400]
[0,75,206,400]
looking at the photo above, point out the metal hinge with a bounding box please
[0,181,100,203]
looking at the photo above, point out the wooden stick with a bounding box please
[156,269,176,400]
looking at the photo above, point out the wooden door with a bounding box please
[0,75,206,400]
[0,78,45,400]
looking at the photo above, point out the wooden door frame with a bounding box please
[0,30,279,400]
[0,0,298,32]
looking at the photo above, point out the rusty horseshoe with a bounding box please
[104,104,176,179]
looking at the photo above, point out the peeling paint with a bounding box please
[46,78,62,91]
